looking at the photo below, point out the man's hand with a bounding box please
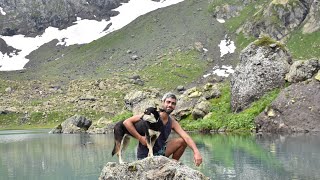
[138,135,147,146]
[194,152,202,166]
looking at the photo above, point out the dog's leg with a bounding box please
[147,129,160,157]
[151,131,160,148]
[146,134,154,158]
[119,134,130,164]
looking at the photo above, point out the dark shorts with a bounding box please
[154,145,167,156]
[138,145,167,160]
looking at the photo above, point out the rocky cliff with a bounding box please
[213,0,320,40]
[0,0,128,36]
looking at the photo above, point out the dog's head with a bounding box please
[142,107,160,123]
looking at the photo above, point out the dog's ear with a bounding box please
[144,107,153,115]
[151,107,160,120]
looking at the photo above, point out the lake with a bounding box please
[0,129,320,180]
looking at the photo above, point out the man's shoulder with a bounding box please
[169,116,180,128]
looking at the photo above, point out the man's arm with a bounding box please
[171,118,203,166]
[123,114,147,146]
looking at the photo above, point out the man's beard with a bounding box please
[160,107,173,114]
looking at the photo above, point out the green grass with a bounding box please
[139,50,207,90]
[0,109,110,130]
[224,3,262,33]
[234,33,255,52]
[180,83,280,132]
[253,35,286,51]
[0,113,24,129]
[287,30,320,59]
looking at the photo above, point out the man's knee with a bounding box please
[177,137,187,148]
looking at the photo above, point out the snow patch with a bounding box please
[216,18,225,23]
[218,39,236,57]
[203,65,234,78]
[0,7,6,15]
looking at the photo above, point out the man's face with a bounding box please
[162,97,177,114]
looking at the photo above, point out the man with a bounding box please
[123,92,203,166]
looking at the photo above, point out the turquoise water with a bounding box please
[1,129,320,180]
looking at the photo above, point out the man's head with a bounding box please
[161,92,177,114]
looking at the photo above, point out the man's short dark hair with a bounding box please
[161,92,177,102]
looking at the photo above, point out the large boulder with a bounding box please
[285,58,319,83]
[99,156,209,180]
[86,117,114,134]
[173,83,220,120]
[49,115,92,134]
[192,100,211,120]
[255,80,320,133]
[230,38,292,112]
[124,89,161,115]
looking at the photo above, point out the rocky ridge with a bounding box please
[213,0,320,40]
[0,0,127,36]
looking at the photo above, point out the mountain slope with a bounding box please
[0,0,234,83]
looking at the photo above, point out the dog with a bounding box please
[112,107,163,163]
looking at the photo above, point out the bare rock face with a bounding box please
[0,0,127,36]
[255,80,320,133]
[99,156,209,180]
[230,38,292,112]
[240,0,312,40]
[303,0,320,34]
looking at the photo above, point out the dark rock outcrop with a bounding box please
[0,38,20,56]
[255,79,320,133]
[99,156,209,180]
[230,38,292,112]
[0,0,128,36]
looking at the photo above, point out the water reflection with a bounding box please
[0,130,320,180]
